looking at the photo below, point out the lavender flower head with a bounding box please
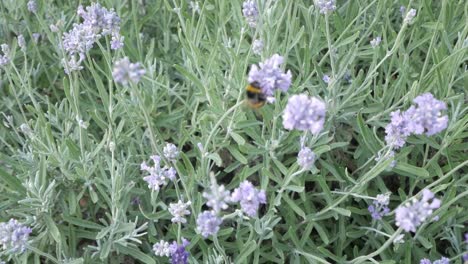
[242,0,258,28]
[0,219,32,253]
[153,240,172,257]
[163,143,179,162]
[141,155,176,191]
[322,74,331,84]
[169,239,190,264]
[385,93,448,149]
[17,35,26,51]
[370,36,381,48]
[421,257,450,264]
[0,44,11,67]
[368,193,390,220]
[231,180,266,217]
[248,54,292,96]
[316,0,336,14]
[252,39,263,55]
[404,8,417,24]
[384,110,414,149]
[62,3,121,74]
[27,0,37,13]
[168,200,191,224]
[202,182,231,213]
[110,32,124,50]
[282,94,326,135]
[112,57,146,85]
[297,146,316,170]
[196,210,222,238]
[408,93,448,136]
[395,189,441,232]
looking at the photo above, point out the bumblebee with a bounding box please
[245,82,266,109]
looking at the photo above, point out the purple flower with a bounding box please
[0,44,11,67]
[385,93,448,149]
[384,110,414,148]
[248,54,292,96]
[395,189,441,232]
[27,0,37,13]
[322,74,331,84]
[370,36,381,48]
[77,3,120,36]
[169,239,190,264]
[62,3,121,73]
[282,94,326,135]
[141,155,176,191]
[231,180,266,217]
[110,32,124,50]
[409,93,448,136]
[17,35,26,51]
[163,143,179,162]
[433,257,450,264]
[168,200,191,224]
[0,219,32,253]
[420,259,432,264]
[252,39,263,55]
[316,0,336,14]
[196,211,222,238]
[242,0,258,28]
[297,147,316,170]
[202,183,231,213]
[112,57,146,85]
[404,8,417,23]
[368,193,390,220]
[153,240,172,257]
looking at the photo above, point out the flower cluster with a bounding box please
[0,219,32,253]
[316,0,336,14]
[141,155,177,191]
[404,8,417,24]
[153,238,190,264]
[322,74,331,84]
[282,94,326,135]
[242,0,258,28]
[463,233,468,262]
[370,36,381,48]
[27,0,37,13]
[203,182,231,213]
[62,3,123,74]
[368,193,390,220]
[420,257,450,264]
[0,44,10,67]
[395,189,441,232]
[163,143,179,162]
[297,146,316,170]
[231,180,267,217]
[196,211,223,238]
[168,200,191,224]
[248,54,292,96]
[112,57,146,85]
[385,93,448,149]
[196,179,267,238]
[252,39,263,55]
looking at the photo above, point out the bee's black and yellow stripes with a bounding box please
[245,83,266,109]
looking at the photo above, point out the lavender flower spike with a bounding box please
[112,57,146,85]
[248,54,292,96]
[297,147,316,170]
[231,180,267,217]
[168,200,191,224]
[395,189,441,232]
[368,193,390,220]
[0,219,32,253]
[202,182,231,213]
[316,0,336,14]
[242,0,258,28]
[168,239,190,264]
[409,93,448,136]
[196,211,222,238]
[282,94,326,135]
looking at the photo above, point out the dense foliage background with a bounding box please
[0,0,467,263]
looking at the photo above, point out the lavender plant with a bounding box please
[0,0,466,263]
